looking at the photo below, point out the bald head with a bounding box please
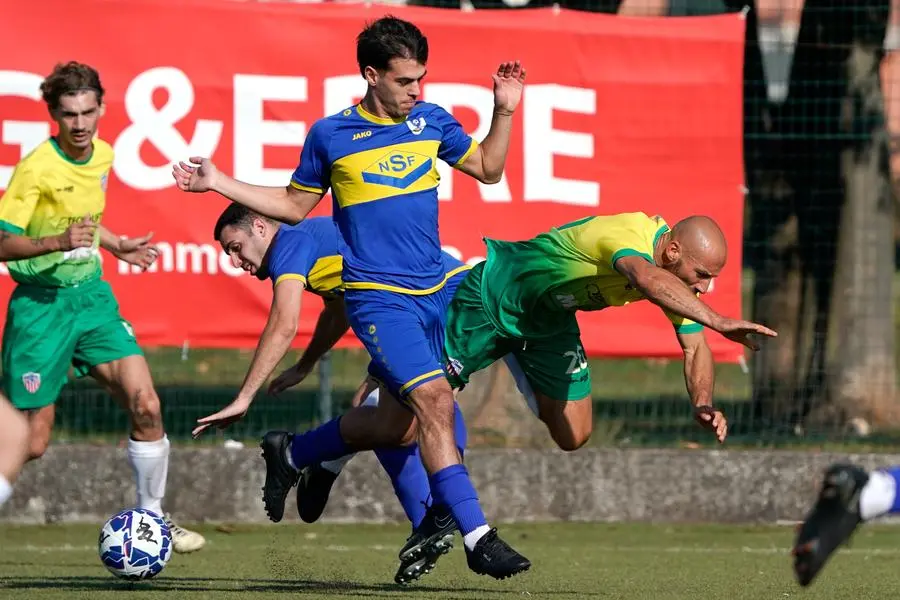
[671,215,727,266]
[659,215,727,294]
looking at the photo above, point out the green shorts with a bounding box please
[442,262,591,401]
[2,278,143,410]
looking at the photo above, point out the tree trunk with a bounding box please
[820,41,899,427]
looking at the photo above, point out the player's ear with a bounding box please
[98,103,107,118]
[664,241,681,264]
[252,217,267,237]
[363,65,379,87]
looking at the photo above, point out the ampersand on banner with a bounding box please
[114,67,223,191]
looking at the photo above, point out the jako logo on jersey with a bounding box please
[100,172,109,191]
[406,117,426,135]
[362,151,432,188]
[22,372,41,394]
[352,130,372,141]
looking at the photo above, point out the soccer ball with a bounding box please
[98,508,173,580]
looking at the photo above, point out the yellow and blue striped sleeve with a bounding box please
[290,120,332,194]
[433,105,478,168]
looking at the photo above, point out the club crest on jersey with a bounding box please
[362,151,432,189]
[405,117,426,135]
[445,357,464,377]
[100,172,108,191]
[22,372,41,394]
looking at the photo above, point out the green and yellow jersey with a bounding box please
[480,212,703,340]
[0,138,111,287]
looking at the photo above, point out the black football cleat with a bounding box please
[792,463,869,587]
[466,528,531,580]
[259,431,300,523]
[296,464,339,523]
[394,504,457,585]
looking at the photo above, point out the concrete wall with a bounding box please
[2,445,896,524]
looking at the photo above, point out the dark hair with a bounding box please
[213,203,268,242]
[40,61,105,111]
[356,16,428,76]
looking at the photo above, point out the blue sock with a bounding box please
[372,402,467,529]
[289,418,351,471]
[429,464,487,536]
[374,446,430,528]
[453,401,468,461]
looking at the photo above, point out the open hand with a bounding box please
[172,157,219,193]
[716,318,778,351]
[492,61,527,114]
[116,232,158,271]
[191,396,252,438]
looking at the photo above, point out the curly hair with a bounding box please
[40,61,105,111]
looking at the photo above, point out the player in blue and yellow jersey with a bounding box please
[192,203,471,584]
[174,16,530,578]
[0,62,205,552]
[443,212,778,452]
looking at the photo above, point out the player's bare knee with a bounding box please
[129,387,164,439]
[408,385,454,430]
[27,433,50,460]
[555,428,592,452]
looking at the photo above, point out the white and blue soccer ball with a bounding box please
[98,508,172,580]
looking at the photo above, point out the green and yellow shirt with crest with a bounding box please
[0,138,110,287]
[480,212,703,340]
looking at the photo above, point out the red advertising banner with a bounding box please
[0,0,747,361]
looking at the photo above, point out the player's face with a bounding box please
[662,243,723,295]
[371,58,427,119]
[52,91,104,152]
[218,223,269,276]
[673,258,718,294]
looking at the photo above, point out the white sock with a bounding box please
[860,470,897,521]
[0,475,12,508]
[127,435,170,517]
[757,22,792,104]
[321,389,381,474]
[463,525,491,551]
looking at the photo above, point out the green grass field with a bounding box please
[1,522,898,599]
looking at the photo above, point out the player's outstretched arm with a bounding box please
[0,216,94,261]
[615,255,778,350]
[456,61,526,184]
[191,279,304,437]
[172,157,324,225]
[676,330,727,443]
[268,297,350,396]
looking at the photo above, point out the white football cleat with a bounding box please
[164,513,206,554]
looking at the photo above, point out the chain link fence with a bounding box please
[47,0,900,449]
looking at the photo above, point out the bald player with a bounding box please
[440,212,778,448]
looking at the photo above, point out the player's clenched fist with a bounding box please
[694,405,728,443]
[56,215,96,251]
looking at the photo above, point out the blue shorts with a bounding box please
[345,286,450,399]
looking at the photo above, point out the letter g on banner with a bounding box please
[114,67,223,190]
